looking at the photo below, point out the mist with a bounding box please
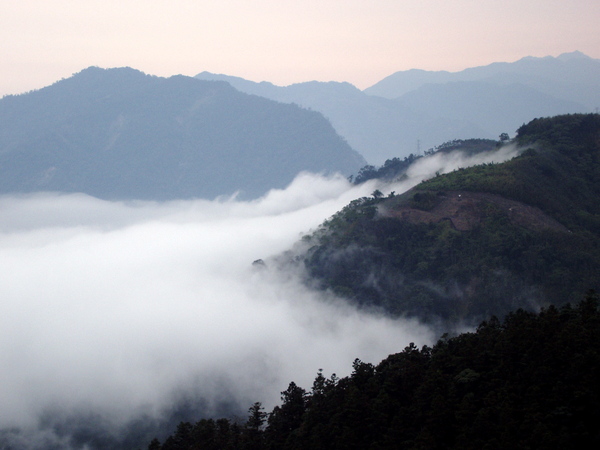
[352,143,522,205]
[0,145,521,448]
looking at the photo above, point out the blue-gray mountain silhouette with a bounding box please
[197,52,597,164]
[0,67,365,200]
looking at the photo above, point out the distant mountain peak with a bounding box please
[557,50,592,61]
[73,65,148,78]
[516,51,593,64]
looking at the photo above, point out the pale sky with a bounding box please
[1,0,599,96]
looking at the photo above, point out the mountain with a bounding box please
[364,51,600,108]
[195,72,493,165]
[394,81,586,143]
[197,52,597,164]
[0,67,365,200]
[292,114,600,328]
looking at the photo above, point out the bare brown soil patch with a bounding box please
[381,191,569,233]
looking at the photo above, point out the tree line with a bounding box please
[148,293,600,449]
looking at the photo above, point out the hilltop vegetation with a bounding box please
[150,293,600,449]
[299,114,600,327]
[418,114,600,233]
[352,138,498,184]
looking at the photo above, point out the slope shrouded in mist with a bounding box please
[0,173,432,448]
[0,141,525,448]
[0,137,528,448]
[299,114,600,330]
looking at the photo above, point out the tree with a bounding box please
[147,438,161,450]
[266,382,307,448]
[246,402,267,431]
[244,402,267,450]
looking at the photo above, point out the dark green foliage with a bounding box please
[433,138,498,155]
[245,403,267,450]
[264,383,307,449]
[420,114,600,232]
[354,153,421,184]
[154,417,243,450]
[409,190,442,211]
[310,206,600,323]
[150,294,600,449]
[300,114,600,326]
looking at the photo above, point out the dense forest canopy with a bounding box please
[150,293,600,449]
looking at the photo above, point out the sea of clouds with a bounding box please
[0,144,520,448]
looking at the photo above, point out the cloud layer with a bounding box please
[0,173,434,445]
[0,146,521,447]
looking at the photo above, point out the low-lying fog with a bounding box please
[0,144,520,448]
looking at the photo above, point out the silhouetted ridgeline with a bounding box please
[149,293,600,449]
[0,67,365,200]
[352,138,498,184]
[200,52,599,163]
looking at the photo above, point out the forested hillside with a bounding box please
[0,67,365,200]
[142,114,600,450]
[149,293,600,449]
[298,114,600,327]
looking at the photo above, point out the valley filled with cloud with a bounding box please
[0,145,521,446]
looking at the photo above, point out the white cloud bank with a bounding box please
[0,173,430,437]
[0,145,521,446]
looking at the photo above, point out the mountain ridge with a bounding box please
[0,67,366,200]
[294,114,600,327]
[364,51,600,106]
[197,52,596,164]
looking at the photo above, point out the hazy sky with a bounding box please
[1,0,599,96]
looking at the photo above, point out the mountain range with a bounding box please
[2,52,600,447]
[0,67,365,200]
[197,51,599,165]
[0,52,597,201]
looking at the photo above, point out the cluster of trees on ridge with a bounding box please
[351,138,499,184]
[147,293,600,449]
